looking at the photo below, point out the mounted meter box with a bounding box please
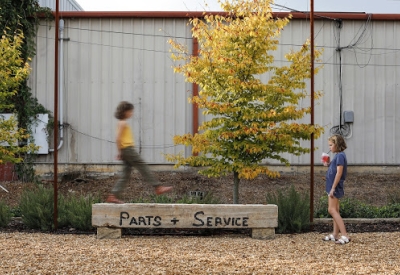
[343,111,354,123]
[30,114,49,154]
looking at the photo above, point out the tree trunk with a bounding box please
[233,171,240,204]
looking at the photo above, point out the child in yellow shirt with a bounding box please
[106,101,172,203]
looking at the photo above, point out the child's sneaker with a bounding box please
[155,186,173,195]
[105,194,124,204]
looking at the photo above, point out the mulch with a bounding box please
[1,231,399,274]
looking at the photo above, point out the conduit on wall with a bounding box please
[50,19,65,152]
[310,0,315,225]
[53,0,60,230]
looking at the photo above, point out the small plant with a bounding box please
[19,185,66,231]
[0,200,12,227]
[148,195,175,203]
[130,192,220,204]
[130,197,151,203]
[387,189,400,204]
[266,185,310,234]
[177,192,220,204]
[64,194,101,231]
[130,195,174,203]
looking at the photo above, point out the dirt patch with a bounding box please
[1,170,400,233]
[1,170,400,207]
[0,171,400,234]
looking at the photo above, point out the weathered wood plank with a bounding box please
[92,203,278,229]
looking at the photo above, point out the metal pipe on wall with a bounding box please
[310,0,315,225]
[50,19,64,152]
[53,0,60,230]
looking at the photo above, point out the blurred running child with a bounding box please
[106,101,172,203]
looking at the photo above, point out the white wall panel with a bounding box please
[28,15,400,166]
[30,18,192,165]
[336,20,400,165]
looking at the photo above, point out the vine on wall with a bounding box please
[0,0,53,182]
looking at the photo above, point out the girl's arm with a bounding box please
[329,165,343,197]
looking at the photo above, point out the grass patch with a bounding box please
[0,200,12,228]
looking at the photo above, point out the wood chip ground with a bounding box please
[1,231,399,274]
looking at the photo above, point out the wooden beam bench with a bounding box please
[92,203,278,239]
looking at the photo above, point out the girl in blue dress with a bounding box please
[323,135,350,244]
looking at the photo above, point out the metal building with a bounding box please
[28,12,400,174]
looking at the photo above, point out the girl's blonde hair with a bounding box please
[115,101,134,119]
[328,135,347,152]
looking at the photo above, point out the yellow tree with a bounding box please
[0,30,36,164]
[167,0,324,203]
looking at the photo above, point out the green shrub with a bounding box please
[377,204,400,218]
[314,196,400,218]
[266,185,310,234]
[10,207,22,218]
[64,194,101,231]
[177,192,220,204]
[339,199,378,218]
[19,185,66,231]
[314,195,329,218]
[0,200,12,227]
[317,196,369,218]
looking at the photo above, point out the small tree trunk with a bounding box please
[233,171,240,204]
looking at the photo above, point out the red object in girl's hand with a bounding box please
[321,152,329,164]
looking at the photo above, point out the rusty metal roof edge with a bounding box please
[47,11,400,21]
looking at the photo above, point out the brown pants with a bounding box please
[112,146,159,197]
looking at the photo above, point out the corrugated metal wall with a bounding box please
[29,15,400,166]
[31,17,192,165]
[320,18,400,165]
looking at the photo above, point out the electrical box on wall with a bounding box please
[343,111,354,123]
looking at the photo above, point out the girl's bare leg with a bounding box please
[328,196,348,238]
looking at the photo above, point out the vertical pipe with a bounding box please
[53,0,60,230]
[310,0,315,225]
[58,19,64,149]
[49,19,64,152]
